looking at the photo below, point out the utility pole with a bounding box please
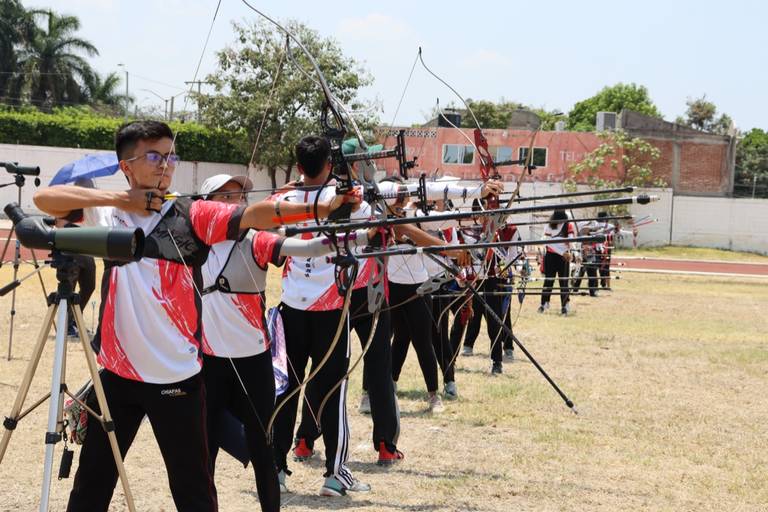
[118,64,129,121]
[184,80,213,121]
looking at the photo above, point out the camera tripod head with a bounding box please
[0,162,41,187]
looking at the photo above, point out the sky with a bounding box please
[29,0,768,131]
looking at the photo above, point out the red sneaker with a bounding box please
[376,441,404,466]
[293,438,314,462]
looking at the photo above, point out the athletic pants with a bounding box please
[203,353,279,512]
[299,288,400,452]
[68,255,96,329]
[600,248,612,288]
[67,370,216,511]
[541,251,570,307]
[431,292,458,383]
[462,278,505,363]
[572,252,598,296]
[271,304,354,486]
[389,281,438,393]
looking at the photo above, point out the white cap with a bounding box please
[199,174,253,199]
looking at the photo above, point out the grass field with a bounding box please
[0,260,766,511]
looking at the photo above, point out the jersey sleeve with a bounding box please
[82,206,115,227]
[252,231,285,268]
[189,200,245,245]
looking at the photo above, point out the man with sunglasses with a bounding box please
[33,120,358,511]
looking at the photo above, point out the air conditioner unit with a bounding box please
[596,112,617,131]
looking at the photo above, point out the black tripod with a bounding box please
[0,250,135,511]
[0,167,48,360]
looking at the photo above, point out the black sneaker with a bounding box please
[491,362,503,375]
[67,320,78,339]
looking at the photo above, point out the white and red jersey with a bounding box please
[273,184,377,311]
[422,226,458,278]
[543,222,576,255]
[201,231,284,359]
[83,198,243,384]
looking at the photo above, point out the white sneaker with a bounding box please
[428,393,445,413]
[504,348,514,361]
[278,470,290,494]
[358,392,371,414]
[561,303,571,316]
[444,381,458,399]
[461,345,473,356]
[319,476,371,496]
[538,302,550,313]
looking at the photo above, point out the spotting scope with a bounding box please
[4,203,144,262]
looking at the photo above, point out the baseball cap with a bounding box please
[341,138,384,155]
[199,174,253,199]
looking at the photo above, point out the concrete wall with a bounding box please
[3,143,765,254]
[0,143,296,214]
[670,196,768,253]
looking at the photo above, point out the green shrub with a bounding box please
[0,108,250,164]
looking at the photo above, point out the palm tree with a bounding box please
[86,71,132,110]
[0,0,36,103]
[16,9,98,108]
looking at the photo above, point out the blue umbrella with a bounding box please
[49,153,120,186]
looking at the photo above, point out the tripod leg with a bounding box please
[40,301,70,510]
[0,304,56,462]
[30,249,49,298]
[72,305,136,512]
[7,240,21,361]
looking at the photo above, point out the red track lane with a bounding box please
[614,257,768,276]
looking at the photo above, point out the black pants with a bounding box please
[600,249,611,288]
[572,253,598,296]
[68,255,96,329]
[67,371,216,511]
[203,352,279,512]
[272,304,354,485]
[73,254,96,308]
[299,288,400,452]
[542,251,570,307]
[463,278,505,363]
[431,292,458,383]
[389,281,438,393]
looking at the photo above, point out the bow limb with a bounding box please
[266,284,354,439]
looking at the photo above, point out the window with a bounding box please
[518,147,547,168]
[490,146,514,163]
[442,144,475,165]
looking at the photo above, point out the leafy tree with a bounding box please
[675,95,733,135]
[735,128,768,197]
[567,83,662,131]
[426,98,564,131]
[197,20,375,188]
[459,99,523,129]
[565,130,664,214]
[15,9,98,109]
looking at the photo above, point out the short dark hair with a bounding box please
[115,120,174,160]
[295,136,330,178]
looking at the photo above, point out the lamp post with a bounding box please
[140,88,168,120]
[117,63,129,121]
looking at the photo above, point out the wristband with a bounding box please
[274,200,284,225]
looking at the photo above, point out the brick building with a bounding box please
[373,110,736,196]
